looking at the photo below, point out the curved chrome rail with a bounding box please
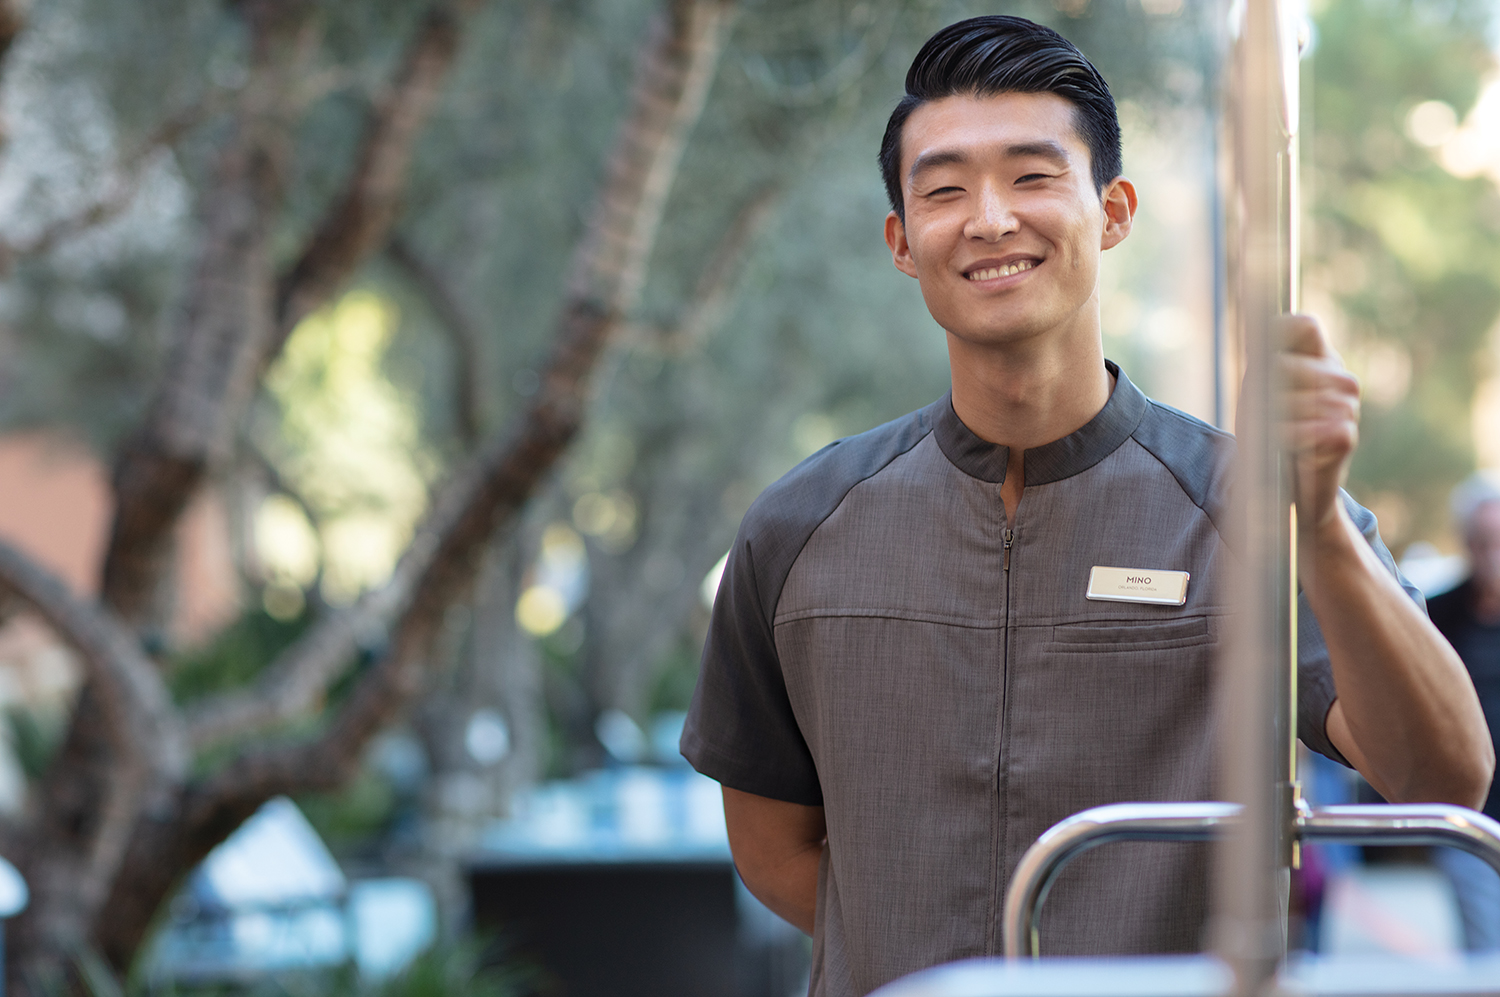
[1298,802,1500,873]
[1000,801,1500,958]
[1001,802,1240,960]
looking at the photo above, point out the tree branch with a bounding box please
[0,95,228,273]
[0,0,23,71]
[568,0,737,315]
[0,544,183,783]
[271,1,479,357]
[0,543,186,983]
[387,235,485,447]
[98,1,476,628]
[97,11,319,626]
[182,0,737,769]
[660,182,779,351]
[91,0,737,969]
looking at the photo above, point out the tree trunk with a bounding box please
[86,0,737,975]
[8,2,484,990]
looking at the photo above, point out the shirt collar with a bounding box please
[932,360,1148,485]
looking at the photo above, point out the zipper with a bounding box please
[991,522,1016,954]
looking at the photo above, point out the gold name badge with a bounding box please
[1086,566,1190,606]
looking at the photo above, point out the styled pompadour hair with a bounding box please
[878,15,1122,220]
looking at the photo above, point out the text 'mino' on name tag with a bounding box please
[1086,566,1190,606]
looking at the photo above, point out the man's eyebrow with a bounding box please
[1004,140,1071,167]
[907,140,1072,186]
[907,149,969,185]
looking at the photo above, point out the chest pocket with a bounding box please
[1048,616,1212,654]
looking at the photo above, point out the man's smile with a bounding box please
[963,257,1040,283]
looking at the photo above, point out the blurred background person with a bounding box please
[1427,472,1500,953]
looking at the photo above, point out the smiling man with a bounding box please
[681,16,1492,996]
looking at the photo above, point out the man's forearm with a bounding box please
[1306,505,1494,808]
[722,786,825,935]
[734,841,822,935]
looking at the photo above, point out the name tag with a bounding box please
[1086,566,1190,606]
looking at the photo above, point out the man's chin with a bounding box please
[941,319,1050,350]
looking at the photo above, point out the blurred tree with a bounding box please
[1304,0,1500,549]
[0,0,740,989]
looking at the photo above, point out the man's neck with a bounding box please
[947,335,1113,449]
[946,328,1113,520]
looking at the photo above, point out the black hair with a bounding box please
[878,16,1122,220]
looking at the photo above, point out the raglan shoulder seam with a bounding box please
[1130,400,1236,553]
[739,403,942,626]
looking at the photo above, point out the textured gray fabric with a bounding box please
[681,401,940,805]
[681,364,1418,997]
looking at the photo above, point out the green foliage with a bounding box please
[294,765,400,854]
[648,637,703,717]
[1306,0,1500,546]
[360,940,535,997]
[124,937,533,997]
[6,703,66,779]
[169,607,312,705]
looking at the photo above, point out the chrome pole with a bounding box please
[1213,1,1300,991]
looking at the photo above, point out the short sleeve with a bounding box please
[680,525,823,806]
[1296,490,1428,766]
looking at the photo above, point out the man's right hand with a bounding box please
[722,786,827,935]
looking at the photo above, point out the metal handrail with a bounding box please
[1001,801,1500,958]
[1298,802,1500,873]
[1001,802,1240,959]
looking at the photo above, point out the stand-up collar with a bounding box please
[933,361,1148,485]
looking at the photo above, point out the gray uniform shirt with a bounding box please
[682,364,1415,997]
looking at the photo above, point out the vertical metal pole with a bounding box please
[1214,1,1300,993]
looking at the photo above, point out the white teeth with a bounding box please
[967,260,1035,281]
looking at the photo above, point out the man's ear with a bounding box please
[1100,176,1137,251]
[884,211,919,279]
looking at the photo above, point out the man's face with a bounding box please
[883,91,1134,350]
[1470,501,1500,587]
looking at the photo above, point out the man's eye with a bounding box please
[1016,173,1049,183]
[927,186,963,196]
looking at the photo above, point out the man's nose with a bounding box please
[964,183,1019,242]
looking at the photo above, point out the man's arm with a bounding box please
[1285,316,1494,807]
[722,786,826,935]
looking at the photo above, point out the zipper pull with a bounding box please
[1003,528,1014,571]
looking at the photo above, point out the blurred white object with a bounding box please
[349,878,436,979]
[0,854,27,916]
[465,708,511,766]
[701,551,728,609]
[199,797,344,907]
[482,765,730,861]
[1322,864,1461,957]
[148,798,435,983]
[1398,541,1467,598]
[595,708,647,763]
[650,710,688,765]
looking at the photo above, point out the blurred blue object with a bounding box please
[650,710,689,766]
[471,765,807,997]
[349,879,437,979]
[869,955,1232,996]
[0,853,27,997]
[0,857,27,918]
[148,797,435,983]
[869,953,1500,996]
[480,764,731,863]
